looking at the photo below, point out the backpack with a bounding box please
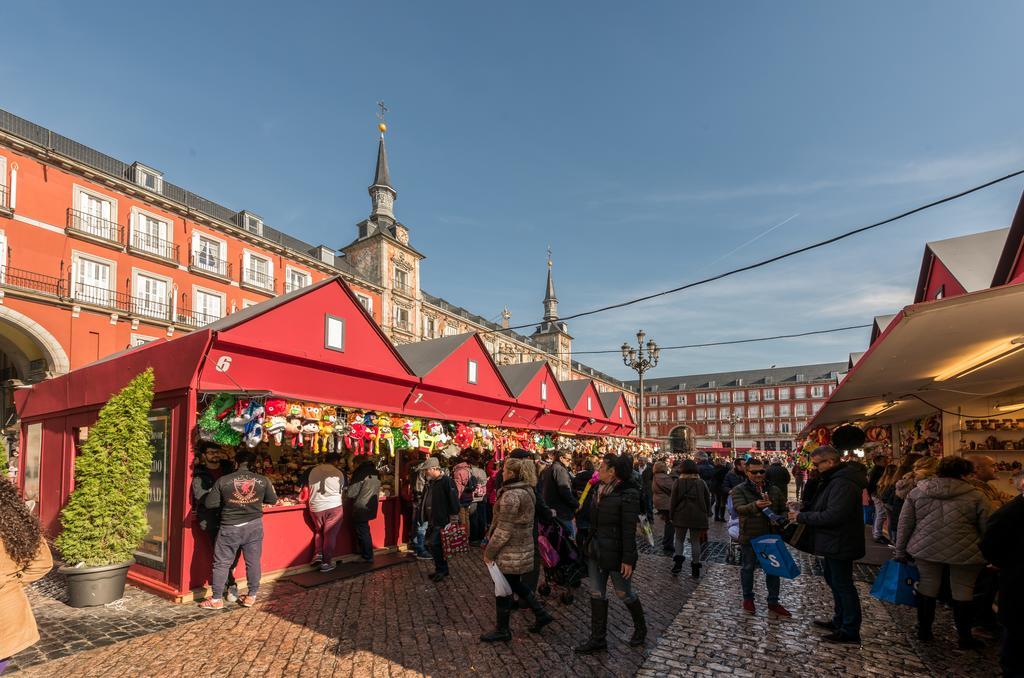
[470,468,488,502]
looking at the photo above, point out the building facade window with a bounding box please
[355,293,374,314]
[778,387,791,399]
[707,423,717,434]
[443,324,459,337]
[719,392,730,403]
[748,390,759,401]
[722,424,731,434]
[422,315,435,337]
[467,360,478,384]
[733,391,745,402]
[130,333,158,347]
[659,410,667,421]
[719,407,729,419]
[733,406,743,416]
[695,393,706,404]
[193,287,224,324]
[794,386,807,399]
[811,385,825,398]
[695,408,706,420]
[72,186,119,242]
[325,315,344,351]
[676,395,686,405]
[812,402,822,413]
[749,422,760,434]
[394,267,410,292]
[133,271,169,319]
[780,422,792,434]
[648,396,658,406]
[779,404,791,416]
[748,405,759,418]
[706,392,717,403]
[763,404,775,417]
[794,403,807,416]
[192,233,227,276]
[659,396,668,406]
[763,389,775,400]
[73,252,114,305]
[242,251,274,291]
[541,382,547,401]
[393,306,410,330]
[765,422,776,434]
[285,267,312,293]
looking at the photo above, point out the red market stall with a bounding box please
[15,277,421,601]
[599,391,637,437]
[498,361,585,432]
[560,379,613,434]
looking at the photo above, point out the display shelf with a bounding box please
[954,429,1024,434]
[960,448,1024,453]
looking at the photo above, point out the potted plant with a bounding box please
[56,368,155,607]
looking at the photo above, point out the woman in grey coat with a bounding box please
[895,456,991,649]
[669,459,711,579]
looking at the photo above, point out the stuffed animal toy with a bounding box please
[348,423,369,454]
[333,413,350,453]
[418,420,441,453]
[198,394,236,434]
[244,403,265,448]
[320,406,338,453]
[377,413,394,457]
[301,404,321,451]
[453,423,475,449]
[263,399,287,445]
[363,412,380,456]
[391,427,408,451]
[285,403,303,448]
[226,398,253,433]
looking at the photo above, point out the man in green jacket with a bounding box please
[731,457,791,618]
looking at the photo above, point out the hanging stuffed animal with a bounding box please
[418,420,443,453]
[244,402,265,448]
[320,406,337,453]
[285,402,304,448]
[404,419,421,450]
[226,398,253,433]
[453,423,475,449]
[377,413,394,457]
[263,398,288,445]
[302,404,322,451]
[198,394,236,435]
[333,410,350,452]
[391,426,408,451]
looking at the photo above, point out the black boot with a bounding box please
[916,595,936,641]
[574,598,608,654]
[524,592,555,633]
[952,601,984,650]
[480,596,513,642]
[626,598,647,647]
[691,562,701,579]
[671,555,684,575]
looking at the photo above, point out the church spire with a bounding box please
[369,102,396,221]
[543,247,558,322]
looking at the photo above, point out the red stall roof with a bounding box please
[559,379,611,433]
[397,333,517,426]
[599,391,637,436]
[498,361,583,432]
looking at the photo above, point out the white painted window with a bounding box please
[734,391,745,402]
[676,395,686,405]
[74,255,112,304]
[468,359,478,384]
[243,251,274,290]
[719,392,730,403]
[722,424,731,434]
[779,404,791,416]
[423,315,436,337]
[193,288,224,324]
[243,214,262,234]
[707,423,717,434]
[394,267,409,291]
[443,324,459,336]
[0,230,6,280]
[325,315,345,351]
[659,396,668,406]
[192,233,226,275]
[134,164,163,193]
[763,404,775,417]
[355,293,374,314]
[541,382,548,401]
[811,385,825,398]
[735,422,744,434]
[749,422,760,434]
[748,390,759,401]
[393,306,410,328]
[587,396,593,412]
[780,422,792,434]
[659,410,667,421]
[812,402,822,414]
[795,403,807,416]
[778,387,791,399]
[733,406,743,416]
[695,393,705,404]
[0,156,6,205]
[132,210,171,257]
[695,408,706,420]
[748,406,759,418]
[719,407,729,419]
[286,267,311,293]
[765,422,775,433]
[133,272,169,319]
[794,387,807,399]
[706,392,717,403]
[763,389,775,400]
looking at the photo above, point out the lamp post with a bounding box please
[622,329,660,440]
[727,412,744,459]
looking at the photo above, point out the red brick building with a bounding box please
[633,362,845,452]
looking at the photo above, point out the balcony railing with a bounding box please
[393,318,412,332]
[72,281,133,313]
[393,281,414,297]
[0,185,9,211]
[0,265,66,296]
[176,307,220,328]
[190,252,231,278]
[241,267,275,292]
[284,279,310,294]
[130,231,180,262]
[67,208,123,245]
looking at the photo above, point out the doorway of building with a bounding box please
[668,425,695,454]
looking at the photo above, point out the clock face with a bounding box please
[396,228,409,244]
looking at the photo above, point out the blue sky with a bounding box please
[6,1,1024,381]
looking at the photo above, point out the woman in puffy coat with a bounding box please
[1,478,53,673]
[895,456,991,650]
[669,459,711,579]
[480,457,553,643]
[651,461,676,554]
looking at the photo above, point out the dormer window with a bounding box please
[541,382,548,401]
[131,162,163,193]
[467,359,478,384]
[237,211,263,236]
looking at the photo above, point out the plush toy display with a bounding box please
[301,404,322,451]
[263,398,288,445]
[453,423,475,449]
[284,402,303,448]
[244,402,265,448]
[377,413,394,457]
[320,406,338,453]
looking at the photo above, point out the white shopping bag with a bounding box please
[638,514,655,547]
[487,562,513,597]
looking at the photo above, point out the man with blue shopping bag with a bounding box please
[731,458,793,619]
[790,445,867,645]
[870,559,920,607]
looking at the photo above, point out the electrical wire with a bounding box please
[482,168,1024,336]
[494,323,872,358]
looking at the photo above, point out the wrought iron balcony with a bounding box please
[0,265,67,297]
[0,185,9,211]
[392,281,415,297]
[130,231,180,262]
[189,252,231,279]
[393,318,413,332]
[285,279,310,294]
[176,306,220,328]
[67,208,123,245]
[241,267,275,293]
[71,281,133,313]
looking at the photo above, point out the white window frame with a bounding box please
[748,390,759,401]
[794,403,807,416]
[71,250,117,303]
[794,387,807,399]
[719,407,729,419]
[243,213,263,235]
[719,392,730,403]
[443,324,459,337]
[133,163,163,193]
[748,406,759,418]
[587,396,593,412]
[540,382,548,401]
[325,314,345,352]
[765,422,776,434]
[780,422,792,434]
[779,404,792,416]
[131,268,172,319]
[695,393,705,404]
[285,266,312,293]
[811,385,825,398]
[393,305,410,328]
[130,206,173,255]
[72,184,118,237]
[696,408,706,420]
[763,404,775,417]
[707,423,717,434]
[706,392,717,403]
[355,293,374,314]
[659,410,667,421]
[778,387,791,400]
[130,333,158,347]
[648,396,657,406]
[812,402,822,413]
[659,396,668,406]
[192,285,226,325]
[242,249,274,290]
[423,315,436,337]
[467,359,478,384]
[734,391,745,402]
[676,394,686,405]
[763,389,775,400]
[749,422,760,434]
[393,266,409,290]
[191,230,228,275]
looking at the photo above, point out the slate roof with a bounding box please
[559,379,592,408]
[394,333,475,377]
[919,227,1009,299]
[372,136,393,188]
[599,391,625,417]
[632,361,847,393]
[497,362,546,397]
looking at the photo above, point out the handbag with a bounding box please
[537,534,560,569]
[487,562,513,597]
[750,534,801,579]
[440,522,469,559]
[637,514,655,547]
[870,559,919,607]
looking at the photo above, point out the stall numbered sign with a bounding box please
[215,356,232,372]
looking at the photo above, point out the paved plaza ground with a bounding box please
[8,519,1003,677]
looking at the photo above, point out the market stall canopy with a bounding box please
[559,379,611,433]
[805,281,1024,431]
[398,333,517,426]
[599,391,636,436]
[15,330,211,419]
[914,227,1009,303]
[497,361,580,431]
[199,277,419,412]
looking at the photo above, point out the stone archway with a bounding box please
[0,306,69,428]
[669,425,695,454]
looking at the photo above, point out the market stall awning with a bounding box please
[559,379,613,433]
[398,333,518,426]
[599,391,637,436]
[497,361,583,432]
[805,282,1024,431]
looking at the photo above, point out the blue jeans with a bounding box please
[740,543,780,604]
[412,520,429,556]
[823,557,861,637]
[557,517,577,540]
[587,557,637,603]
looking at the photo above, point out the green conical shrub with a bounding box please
[56,369,155,566]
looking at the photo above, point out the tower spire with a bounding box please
[369,102,396,220]
[543,247,558,322]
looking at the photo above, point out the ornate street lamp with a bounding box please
[727,412,744,458]
[622,330,659,439]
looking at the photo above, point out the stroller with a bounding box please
[536,521,587,605]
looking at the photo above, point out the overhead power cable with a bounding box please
[494,323,872,358]
[482,168,1024,336]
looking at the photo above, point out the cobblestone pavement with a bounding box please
[12,547,701,677]
[638,561,1002,678]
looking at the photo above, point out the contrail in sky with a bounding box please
[701,212,801,270]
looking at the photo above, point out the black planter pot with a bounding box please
[59,559,133,607]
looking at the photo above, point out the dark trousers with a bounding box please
[714,492,728,520]
[427,525,448,574]
[1002,624,1024,678]
[823,557,861,638]
[504,572,535,600]
[740,543,780,604]
[354,520,373,560]
[469,502,488,542]
[211,521,263,597]
[202,520,239,591]
[658,511,674,552]
[521,547,541,592]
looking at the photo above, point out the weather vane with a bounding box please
[376,101,388,136]
[547,245,552,269]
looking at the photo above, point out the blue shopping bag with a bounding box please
[870,560,919,607]
[750,535,801,579]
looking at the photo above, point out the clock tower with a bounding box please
[531,251,573,380]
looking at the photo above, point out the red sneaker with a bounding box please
[768,604,792,619]
[742,599,756,615]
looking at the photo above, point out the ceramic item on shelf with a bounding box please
[966,420,981,431]
[985,436,999,451]
[1005,440,1015,450]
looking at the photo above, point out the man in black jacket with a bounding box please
[979,472,1023,678]
[638,456,655,522]
[201,451,278,609]
[765,459,791,500]
[418,457,460,582]
[347,457,381,563]
[191,445,241,601]
[540,449,578,538]
[711,459,730,521]
[791,446,867,644]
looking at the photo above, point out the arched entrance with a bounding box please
[0,307,69,428]
[668,425,695,454]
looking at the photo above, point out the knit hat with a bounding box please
[420,457,441,470]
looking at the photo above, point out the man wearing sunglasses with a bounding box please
[731,457,791,618]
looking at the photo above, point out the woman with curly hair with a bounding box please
[0,478,53,673]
